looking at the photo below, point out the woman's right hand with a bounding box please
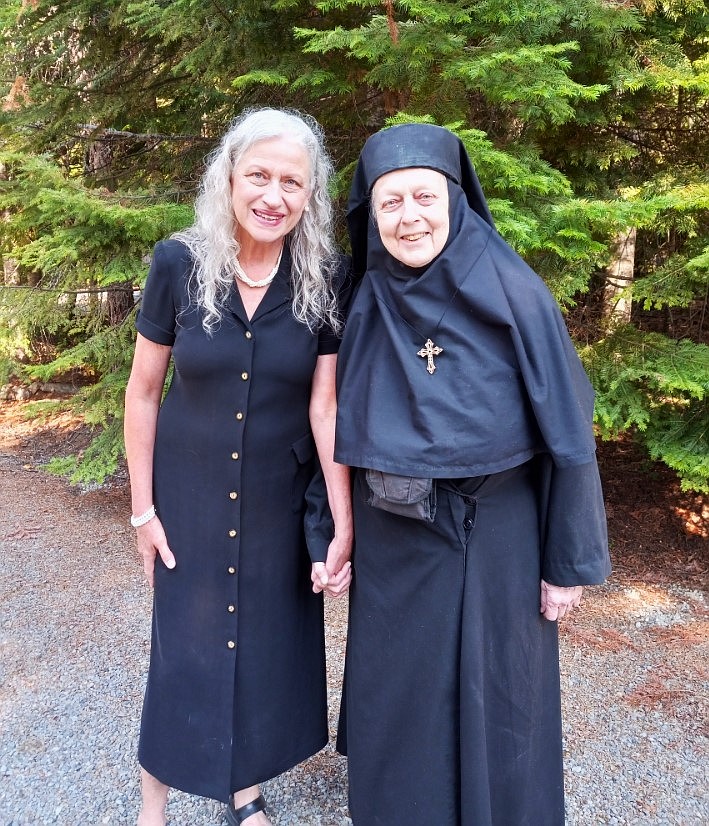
[135,516,175,587]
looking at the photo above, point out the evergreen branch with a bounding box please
[0,284,142,296]
[27,124,213,144]
[208,0,238,30]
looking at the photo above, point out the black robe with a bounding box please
[334,124,610,825]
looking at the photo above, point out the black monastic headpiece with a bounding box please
[346,124,494,278]
[335,122,599,477]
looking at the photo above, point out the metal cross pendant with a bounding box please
[417,338,443,374]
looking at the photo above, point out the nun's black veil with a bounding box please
[335,123,598,476]
[346,123,494,280]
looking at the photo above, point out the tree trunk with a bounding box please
[82,129,132,322]
[0,163,20,286]
[106,285,135,325]
[84,134,117,192]
[603,228,636,328]
[381,0,409,115]
[2,255,20,286]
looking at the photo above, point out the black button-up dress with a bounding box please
[135,239,345,802]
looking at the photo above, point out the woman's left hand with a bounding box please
[311,534,352,597]
[540,579,583,621]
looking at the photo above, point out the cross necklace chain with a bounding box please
[378,292,446,376]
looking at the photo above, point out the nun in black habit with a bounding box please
[334,124,611,826]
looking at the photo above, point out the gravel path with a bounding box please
[0,448,706,825]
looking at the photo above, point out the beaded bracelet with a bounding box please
[130,505,156,528]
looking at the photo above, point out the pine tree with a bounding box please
[1,0,707,489]
[235,0,709,491]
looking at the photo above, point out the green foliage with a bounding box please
[44,418,125,485]
[445,42,609,125]
[0,357,14,387]
[632,246,709,311]
[25,322,136,483]
[0,155,192,273]
[0,146,191,481]
[0,150,192,376]
[0,0,707,493]
[644,400,709,493]
[584,327,709,491]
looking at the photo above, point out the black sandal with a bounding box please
[226,793,267,825]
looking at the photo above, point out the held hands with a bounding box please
[135,516,175,587]
[540,579,583,622]
[311,533,352,598]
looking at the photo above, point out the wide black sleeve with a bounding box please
[317,254,355,355]
[135,240,179,346]
[303,464,335,564]
[537,455,611,586]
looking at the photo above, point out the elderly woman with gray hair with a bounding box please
[124,108,352,826]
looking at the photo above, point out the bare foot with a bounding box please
[138,768,168,826]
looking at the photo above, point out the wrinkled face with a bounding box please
[371,168,449,268]
[230,137,311,250]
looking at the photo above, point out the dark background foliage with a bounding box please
[1,0,707,488]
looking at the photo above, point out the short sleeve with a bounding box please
[135,240,180,346]
[318,254,354,355]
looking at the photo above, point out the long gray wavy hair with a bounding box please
[173,108,341,334]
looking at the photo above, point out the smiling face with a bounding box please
[230,136,311,253]
[371,167,450,268]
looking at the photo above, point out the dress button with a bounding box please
[235,412,244,420]
[228,604,236,613]
[463,517,474,530]
[228,529,237,538]
[231,451,239,460]
[241,372,249,381]
[245,331,252,339]
[227,566,236,574]
[229,491,238,500]
[227,640,236,649]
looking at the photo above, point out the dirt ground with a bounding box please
[1,393,707,824]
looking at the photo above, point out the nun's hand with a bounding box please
[311,559,352,598]
[311,530,353,597]
[540,580,583,621]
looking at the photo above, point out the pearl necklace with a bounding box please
[234,247,283,288]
